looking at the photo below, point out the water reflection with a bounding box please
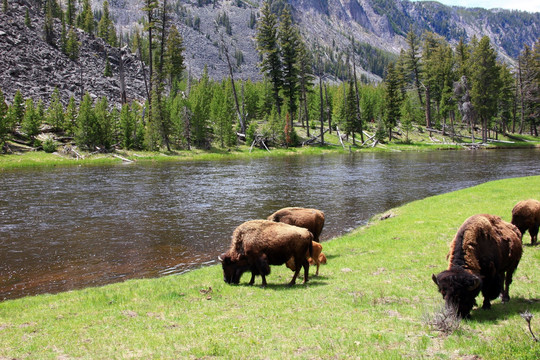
[0,149,539,299]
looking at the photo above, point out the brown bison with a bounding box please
[511,199,540,245]
[432,214,522,318]
[219,220,313,287]
[286,241,327,276]
[267,207,325,242]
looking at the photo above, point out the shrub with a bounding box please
[42,136,57,153]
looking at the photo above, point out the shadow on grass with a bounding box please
[470,296,540,323]
[233,276,328,291]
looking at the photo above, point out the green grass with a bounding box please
[1,176,539,358]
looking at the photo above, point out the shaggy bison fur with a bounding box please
[511,199,540,245]
[286,241,327,276]
[432,214,522,318]
[267,207,325,242]
[219,220,313,287]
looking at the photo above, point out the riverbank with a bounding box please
[1,175,539,359]
[1,129,538,170]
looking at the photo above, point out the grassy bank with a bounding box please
[0,176,539,359]
[1,130,538,170]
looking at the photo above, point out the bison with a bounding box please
[432,214,522,318]
[267,207,325,242]
[286,241,327,276]
[219,220,313,287]
[511,199,540,245]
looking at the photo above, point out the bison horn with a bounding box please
[468,277,481,291]
[218,255,223,262]
[432,274,439,286]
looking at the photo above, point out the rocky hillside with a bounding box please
[0,0,147,106]
[1,0,539,106]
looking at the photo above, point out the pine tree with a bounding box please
[345,80,358,144]
[296,38,314,137]
[47,88,65,131]
[97,1,117,46]
[2,0,8,13]
[94,96,113,150]
[190,66,213,148]
[104,57,112,77]
[278,7,299,130]
[25,8,31,27]
[256,0,283,116]
[497,63,515,135]
[165,24,185,94]
[405,26,423,107]
[44,0,55,46]
[22,98,41,139]
[78,0,94,34]
[0,89,8,148]
[6,90,25,130]
[469,36,500,143]
[66,26,80,61]
[76,92,97,149]
[384,62,401,141]
[119,102,134,149]
[64,96,77,136]
[66,0,76,26]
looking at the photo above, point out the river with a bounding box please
[1,148,539,300]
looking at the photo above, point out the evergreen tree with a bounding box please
[0,89,8,148]
[64,96,77,136]
[384,62,401,141]
[469,36,500,143]
[165,24,185,94]
[47,88,65,131]
[119,102,134,149]
[6,90,25,130]
[2,0,8,13]
[518,43,539,135]
[104,56,112,77]
[296,39,314,136]
[22,98,41,139]
[497,63,515,135]
[405,26,423,106]
[211,81,236,148]
[189,66,213,148]
[94,96,113,150]
[278,7,299,130]
[345,80,358,144]
[75,92,97,149]
[78,0,94,34]
[66,0,76,26]
[97,1,117,46]
[25,8,31,27]
[44,0,55,46]
[66,26,80,61]
[256,0,283,116]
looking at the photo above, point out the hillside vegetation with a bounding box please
[0,175,539,358]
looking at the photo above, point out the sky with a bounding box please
[411,0,540,13]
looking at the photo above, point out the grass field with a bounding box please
[0,176,539,359]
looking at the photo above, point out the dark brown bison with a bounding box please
[219,220,313,287]
[285,241,327,276]
[267,207,325,242]
[511,199,540,245]
[432,214,522,318]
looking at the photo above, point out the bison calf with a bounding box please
[267,207,325,242]
[286,241,327,276]
[219,220,313,287]
[432,214,522,318]
[511,199,540,245]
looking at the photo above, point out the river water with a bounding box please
[0,148,539,300]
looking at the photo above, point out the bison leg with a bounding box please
[501,269,516,303]
[302,258,310,284]
[530,225,539,245]
[248,272,256,286]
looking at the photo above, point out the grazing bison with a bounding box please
[219,220,313,287]
[267,207,325,242]
[432,214,522,318]
[511,199,540,245]
[286,241,327,276]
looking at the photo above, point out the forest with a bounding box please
[0,0,538,154]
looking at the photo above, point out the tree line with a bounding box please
[0,0,538,154]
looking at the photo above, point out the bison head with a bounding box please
[218,253,249,284]
[432,267,482,318]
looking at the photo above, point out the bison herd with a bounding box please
[218,199,540,319]
[432,198,540,318]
